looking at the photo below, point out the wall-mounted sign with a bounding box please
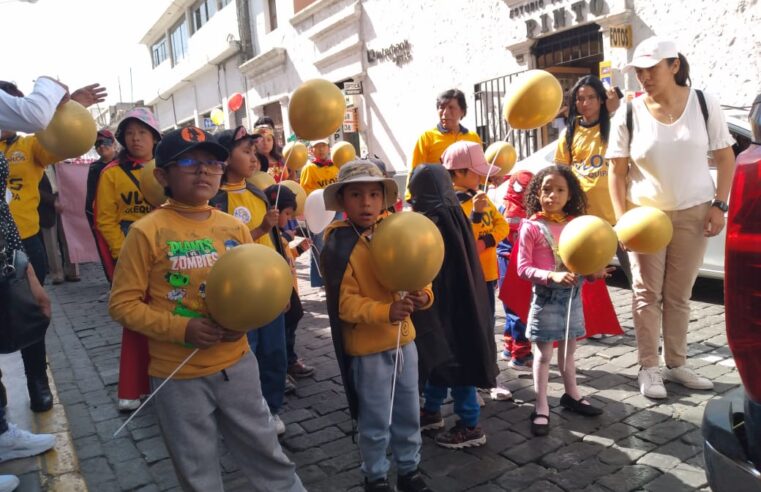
[519,0,606,38]
[599,60,612,87]
[609,24,633,48]
[344,81,363,95]
[367,40,412,66]
[343,107,359,133]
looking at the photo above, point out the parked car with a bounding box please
[487,107,752,279]
[702,94,761,491]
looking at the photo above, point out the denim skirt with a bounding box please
[526,283,585,342]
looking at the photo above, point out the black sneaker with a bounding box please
[365,477,394,491]
[434,420,486,449]
[419,410,444,431]
[397,469,432,492]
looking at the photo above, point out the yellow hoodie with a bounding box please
[456,187,509,282]
[324,221,434,356]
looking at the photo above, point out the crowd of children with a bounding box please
[98,86,666,492]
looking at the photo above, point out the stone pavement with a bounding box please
[39,257,738,491]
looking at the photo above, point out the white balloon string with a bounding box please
[297,222,323,278]
[389,291,407,426]
[483,150,500,192]
[274,149,294,209]
[563,285,574,373]
[113,348,199,438]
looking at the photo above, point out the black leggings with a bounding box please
[20,233,48,379]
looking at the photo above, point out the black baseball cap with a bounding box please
[216,125,260,152]
[155,127,229,168]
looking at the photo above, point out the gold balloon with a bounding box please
[330,141,357,168]
[280,180,306,216]
[36,100,97,159]
[614,206,674,254]
[138,160,167,207]
[288,79,346,140]
[205,244,293,331]
[558,215,618,275]
[247,171,276,190]
[484,142,517,177]
[369,212,445,292]
[503,70,563,130]
[283,142,309,171]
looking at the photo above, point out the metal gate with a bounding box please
[473,71,539,161]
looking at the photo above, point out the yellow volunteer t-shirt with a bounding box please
[218,182,274,249]
[2,135,59,239]
[457,189,510,282]
[300,161,338,196]
[109,208,253,379]
[555,123,616,225]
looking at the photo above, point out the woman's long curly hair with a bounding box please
[524,165,587,218]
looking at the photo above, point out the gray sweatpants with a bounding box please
[150,351,304,492]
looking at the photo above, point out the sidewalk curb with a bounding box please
[35,366,88,492]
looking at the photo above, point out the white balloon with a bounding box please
[304,189,335,234]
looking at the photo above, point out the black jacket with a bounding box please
[408,164,498,388]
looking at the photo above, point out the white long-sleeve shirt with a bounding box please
[0,77,66,133]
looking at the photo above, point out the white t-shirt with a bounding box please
[0,77,66,134]
[605,89,734,211]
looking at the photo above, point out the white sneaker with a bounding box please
[118,399,141,412]
[490,386,513,401]
[272,414,286,436]
[0,424,56,462]
[638,367,668,399]
[0,475,19,492]
[663,365,714,390]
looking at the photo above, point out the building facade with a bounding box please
[139,0,761,170]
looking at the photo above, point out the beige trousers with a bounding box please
[629,202,710,368]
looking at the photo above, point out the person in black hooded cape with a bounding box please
[408,164,498,449]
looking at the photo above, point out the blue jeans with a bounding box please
[352,343,421,481]
[247,314,287,414]
[309,230,324,288]
[423,384,480,427]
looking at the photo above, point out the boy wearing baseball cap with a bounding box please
[109,127,303,491]
[321,161,433,492]
[209,125,290,435]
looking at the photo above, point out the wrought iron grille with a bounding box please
[473,71,539,160]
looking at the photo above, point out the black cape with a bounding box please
[408,164,498,388]
[321,223,362,419]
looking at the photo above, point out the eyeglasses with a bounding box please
[95,139,114,147]
[170,158,227,175]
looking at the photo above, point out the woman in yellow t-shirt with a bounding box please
[554,75,630,287]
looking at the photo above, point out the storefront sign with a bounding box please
[343,107,359,133]
[520,0,606,38]
[599,60,612,87]
[367,40,412,66]
[344,81,363,95]
[609,24,633,48]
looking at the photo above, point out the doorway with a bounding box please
[533,23,604,143]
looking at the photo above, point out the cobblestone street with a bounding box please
[39,257,736,491]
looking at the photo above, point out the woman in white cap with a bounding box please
[606,37,735,399]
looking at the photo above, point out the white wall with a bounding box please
[628,0,761,108]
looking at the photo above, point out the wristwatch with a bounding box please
[711,199,729,213]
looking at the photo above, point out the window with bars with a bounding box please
[533,23,603,70]
[473,71,539,160]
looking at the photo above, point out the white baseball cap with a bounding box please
[623,37,679,73]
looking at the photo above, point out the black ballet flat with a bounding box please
[560,393,603,417]
[530,411,550,436]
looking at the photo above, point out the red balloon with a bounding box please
[228,92,244,112]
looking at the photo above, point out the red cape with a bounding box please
[498,239,622,338]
